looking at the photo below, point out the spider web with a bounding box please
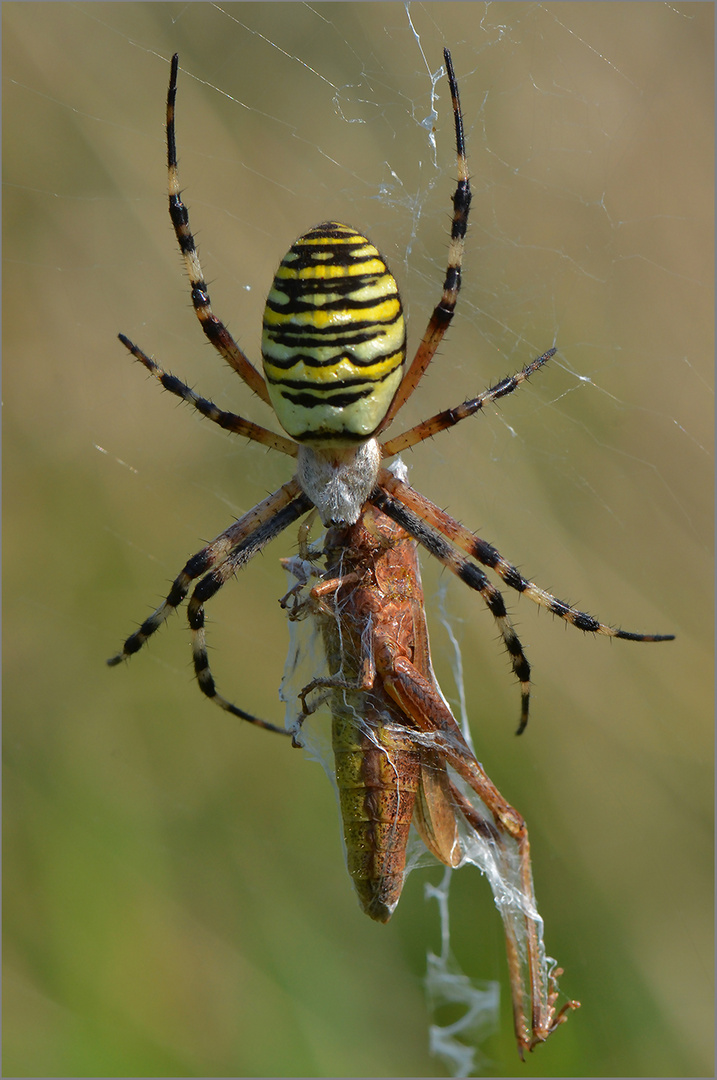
[3,3,712,1078]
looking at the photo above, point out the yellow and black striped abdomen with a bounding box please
[262,222,405,444]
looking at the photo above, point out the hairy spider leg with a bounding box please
[375,474,674,732]
[118,334,296,455]
[166,54,270,403]
[370,483,532,734]
[185,491,312,728]
[379,49,471,430]
[108,480,311,731]
[383,472,676,641]
[382,347,555,456]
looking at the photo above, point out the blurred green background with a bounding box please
[3,3,712,1076]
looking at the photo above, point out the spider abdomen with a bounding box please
[262,222,406,445]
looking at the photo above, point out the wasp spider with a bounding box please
[109,51,673,734]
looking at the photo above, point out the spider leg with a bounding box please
[166,54,270,405]
[381,472,675,642]
[379,49,471,430]
[186,492,313,729]
[108,478,307,665]
[382,347,555,456]
[117,333,296,456]
[370,481,532,734]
